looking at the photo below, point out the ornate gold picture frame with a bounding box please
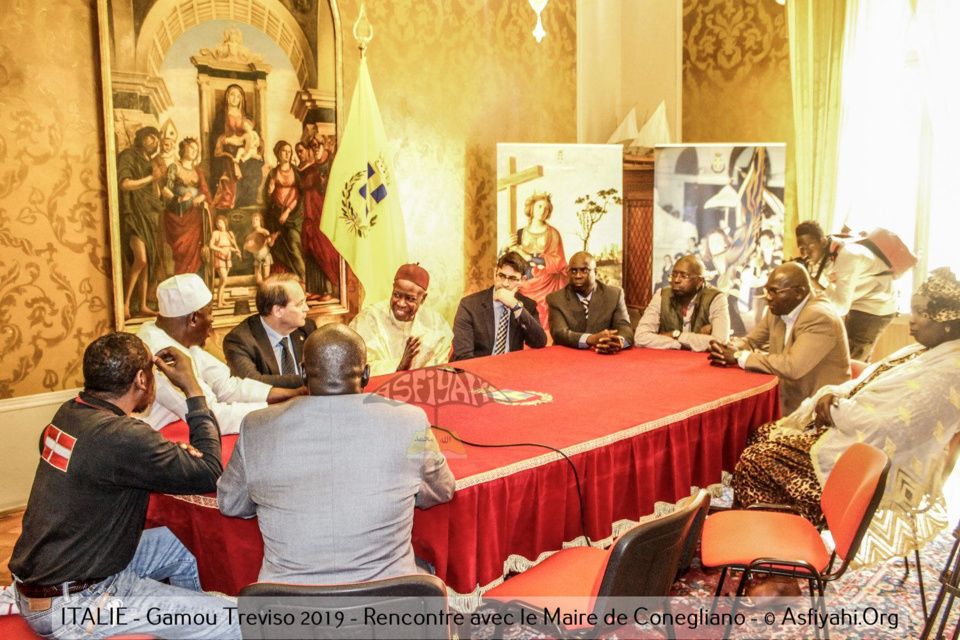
[97,0,345,330]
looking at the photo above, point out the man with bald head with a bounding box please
[217,324,455,584]
[708,263,850,415]
[546,251,634,353]
[635,254,730,351]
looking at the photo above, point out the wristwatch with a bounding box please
[511,302,523,312]
[671,330,681,339]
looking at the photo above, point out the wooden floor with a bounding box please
[0,510,23,585]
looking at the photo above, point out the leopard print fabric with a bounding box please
[916,266,960,322]
[732,422,829,527]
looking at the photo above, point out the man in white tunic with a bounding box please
[350,264,453,376]
[138,274,302,434]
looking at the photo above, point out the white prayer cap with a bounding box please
[156,274,213,317]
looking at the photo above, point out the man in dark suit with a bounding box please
[451,251,547,361]
[546,251,634,353]
[224,274,315,389]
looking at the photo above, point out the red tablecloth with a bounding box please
[147,347,778,597]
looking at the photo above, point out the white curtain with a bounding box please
[831,0,960,308]
[915,0,960,277]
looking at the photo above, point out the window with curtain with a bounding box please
[832,0,960,311]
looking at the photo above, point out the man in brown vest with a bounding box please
[635,255,730,351]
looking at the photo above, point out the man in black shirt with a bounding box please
[9,332,239,639]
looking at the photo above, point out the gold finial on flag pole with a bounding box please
[353,2,374,57]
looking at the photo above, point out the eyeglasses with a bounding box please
[569,267,595,275]
[764,285,801,296]
[495,271,521,284]
[669,271,700,281]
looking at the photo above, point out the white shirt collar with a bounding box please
[259,316,289,347]
[780,293,811,346]
[782,293,810,326]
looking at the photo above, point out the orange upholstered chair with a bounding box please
[481,489,709,638]
[237,574,449,639]
[701,442,890,601]
[850,359,868,378]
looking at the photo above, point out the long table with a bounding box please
[146,347,778,600]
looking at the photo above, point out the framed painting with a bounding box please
[496,143,624,330]
[653,144,786,336]
[97,0,346,330]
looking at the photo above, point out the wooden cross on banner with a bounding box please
[497,157,544,235]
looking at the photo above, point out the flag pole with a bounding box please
[353,2,374,58]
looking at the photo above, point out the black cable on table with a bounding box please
[431,424,596,548]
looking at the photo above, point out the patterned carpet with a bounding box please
[462,488,960,639]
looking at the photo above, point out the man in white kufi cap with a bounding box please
[137,274,303,434]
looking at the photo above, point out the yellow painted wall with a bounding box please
[0,0,577,399]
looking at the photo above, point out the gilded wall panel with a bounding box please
[682,0,792,143]
[0,0,113,399]
[0,0,576,398]
[338,0,577,320]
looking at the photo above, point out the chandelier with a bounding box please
[529,0,548,42]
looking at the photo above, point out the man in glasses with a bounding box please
[350,263,454,375]
[635,255,730,351]
[547,251,634,353]
[708,263,850,415]
[218,324,454,584]
[451,251,546,361]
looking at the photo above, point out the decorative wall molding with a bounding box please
[0,388,80,413]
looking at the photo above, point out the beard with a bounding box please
[133,388,156,414]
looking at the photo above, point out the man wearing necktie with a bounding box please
[451,251,547,361]
[546,251,634,353]
[224,273,316,389]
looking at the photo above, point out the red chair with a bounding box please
[701,442,890,602]
[850,359,868,378]
[481,489,709,638]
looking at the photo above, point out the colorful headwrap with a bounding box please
[915,267,960,322]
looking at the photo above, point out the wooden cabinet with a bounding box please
[623,155,655,315]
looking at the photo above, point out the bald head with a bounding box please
[771,263,811,294]
[674,255,704,277]
[568,252,597,296]
[764,263,812,316]
[670,255,706,300]
[303,324,368,396]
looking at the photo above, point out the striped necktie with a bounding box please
[278,338,295,375]
[581,297,590,321]
[493,306,509,355]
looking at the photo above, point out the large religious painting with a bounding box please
[653,144,786,336]
[97,0,345,329]
[496,144,624,330]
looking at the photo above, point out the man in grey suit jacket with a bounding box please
[451,251,547,361]
[217,324,455,584]
[708,263,850,415]
[546,251,635,353]
[223,274,315,389]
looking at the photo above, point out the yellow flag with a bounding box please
[321,57,407,306]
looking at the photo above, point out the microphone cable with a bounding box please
[430,425,596,548]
